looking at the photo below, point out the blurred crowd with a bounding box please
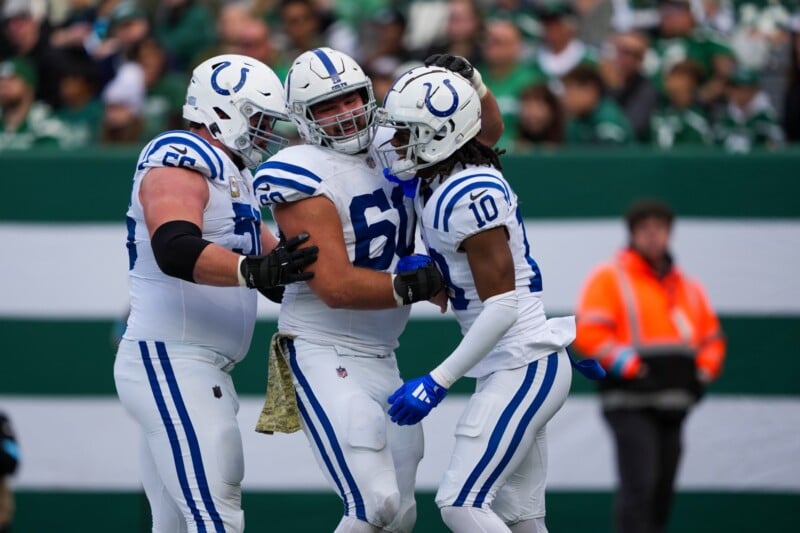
[0,0,799,154]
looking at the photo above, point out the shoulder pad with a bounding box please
[431,169,514,247]
[253,146,326,207]
[137,130,227,182]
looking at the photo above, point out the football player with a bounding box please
[114,54,318,532]
[254,48,503,532]
[377,65,601,532]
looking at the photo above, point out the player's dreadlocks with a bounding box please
[418,138,505,195]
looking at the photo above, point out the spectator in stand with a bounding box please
[232,15,289,81]
[0,57,73,150]
[362,8,410,69]
[277,0,325,63]
[2,0,66,109]
[191,0,252,65]
[714,66,784,152]
[49,0,100,59]
[54,57,103,146]
[134,35,185,141]
[651,60,713,148]
[487,0,542,49]
[601,30,659,142]
[480,18,540,150]
[419,0,486,66]
[154,0,215,72]
[367,55,403,106]
[562,64,635,144]
[531,0,598,90]
[99,59,145,144]
[92,1,150,89]
[650,0,735,107]
[515,82,565,151]
[783,18,800,142]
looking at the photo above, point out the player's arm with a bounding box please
[141,167,316,289]
[424,54,504,147]
[388,226,519,425]
[476,90,504,147]
[260,225,280,254]
[429,227,517,387]
[273,196,440,309]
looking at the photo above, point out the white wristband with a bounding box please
[390,274,405,307]
[236,255,248,287]
[471,68,488,98]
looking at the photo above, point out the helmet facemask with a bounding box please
[286,48,378,155]
[183,54,289,168]
[298,87,376,154]
[376,109,460,179]
[376,65,482,180]
[231,100,289,167]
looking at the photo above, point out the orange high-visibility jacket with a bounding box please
[575,249,725,382]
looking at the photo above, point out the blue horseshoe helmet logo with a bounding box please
[210,61,250,96]
[422,79,459,117]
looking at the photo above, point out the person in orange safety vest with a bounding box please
[574,198,725,533]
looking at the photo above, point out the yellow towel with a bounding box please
[255,333,301,434]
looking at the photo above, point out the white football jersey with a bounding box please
[253,128,415,356]
[123,130,262,361]
[416,164,575,377]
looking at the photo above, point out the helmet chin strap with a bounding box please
[390,158,418,180]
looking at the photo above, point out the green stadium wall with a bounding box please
[1,149,798,532]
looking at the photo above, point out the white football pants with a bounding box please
[284,338,424,532]
[437,350,572,530]
[115,339,244,533]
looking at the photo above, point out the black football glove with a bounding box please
[425,53,475,79]
[392,262,444,305]
[240,232,318,291]
[424,54,487,97]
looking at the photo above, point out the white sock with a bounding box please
[441,506,511,532]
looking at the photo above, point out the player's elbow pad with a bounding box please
[150,220,212,282]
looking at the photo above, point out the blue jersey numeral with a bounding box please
[350,186,412,270]
[468,195,499,228]
[126,216,137,270]
[232,202,261,255]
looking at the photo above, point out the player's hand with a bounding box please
[392,254,444,306]
[424,54,487,97]
[387,374,448,425]
[240,232,318,290]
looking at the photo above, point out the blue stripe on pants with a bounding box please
[153,342,225,532]
[139,341,207,533]
[473,353,558,507]
[286,339,367,521]
[295,395,351,516]
[454,354,558,507]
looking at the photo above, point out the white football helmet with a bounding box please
[285,47,376,154]
[376,66,481,179]
[183,54,289,168]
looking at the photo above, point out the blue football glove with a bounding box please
[396,254,433,274]
[387,374,448,426]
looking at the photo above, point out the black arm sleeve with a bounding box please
[150,220,213,282]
